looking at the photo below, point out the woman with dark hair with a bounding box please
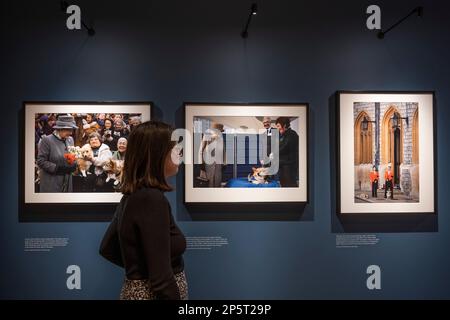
[102,118,113,134]
[83,113,100,135]
[101,118,115,150]
[99,121,187,300]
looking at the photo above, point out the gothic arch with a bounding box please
[381,106,404,184]
[354,111,373,165]
[381,106,404,164]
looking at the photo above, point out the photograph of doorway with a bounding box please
[353,102,419,203]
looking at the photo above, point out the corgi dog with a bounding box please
[103,159,124,186]
[76,144,93,177]
[248,167,270,185]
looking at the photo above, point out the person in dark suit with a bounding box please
[275,117,299,187]
[262,116,274,159]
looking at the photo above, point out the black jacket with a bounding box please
[278,128,299,167]
[99,187,186,300]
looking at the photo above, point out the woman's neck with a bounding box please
[53,131,64,140]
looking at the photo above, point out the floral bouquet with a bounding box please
[64,146,82,165]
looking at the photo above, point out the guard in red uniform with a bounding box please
[384,163,394,200]
[369,166,379,198]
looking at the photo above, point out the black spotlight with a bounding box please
[251,3,258,15]
[241,3,258,38]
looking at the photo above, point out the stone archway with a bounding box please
[381,106,403,185]
[354,111,373,165]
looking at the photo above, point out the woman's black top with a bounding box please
[99,187,186,300]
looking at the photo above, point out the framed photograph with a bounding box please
[184,103,308,204]
[337,91,435,214]
[20,101,152,222]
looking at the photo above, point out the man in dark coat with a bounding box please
[275,117,299,187]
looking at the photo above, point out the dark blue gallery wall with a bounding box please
[1,0,450,299]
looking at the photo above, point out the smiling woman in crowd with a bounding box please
[83,132,113,192]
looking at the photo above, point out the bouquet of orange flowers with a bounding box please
[64,146,81,165]
[64,153,76,165]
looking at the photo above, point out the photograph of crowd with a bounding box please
[34,112,142,193]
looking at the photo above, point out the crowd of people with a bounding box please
[35,113,142,193]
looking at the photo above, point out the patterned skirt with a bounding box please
[119,271,188,300]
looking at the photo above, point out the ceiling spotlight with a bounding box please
[251,3,258,15]
[241,3,258,39]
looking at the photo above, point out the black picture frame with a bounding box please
[334,91,437,217]
[182,102,310,209]
[19,101,153,222]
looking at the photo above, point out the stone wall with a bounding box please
[354,164,374,192]
[400,164,420,199]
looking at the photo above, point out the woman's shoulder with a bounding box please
[40,134,53,142]
[125,188,170,218]
[99,143,111,151]
[288,128,299,137]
